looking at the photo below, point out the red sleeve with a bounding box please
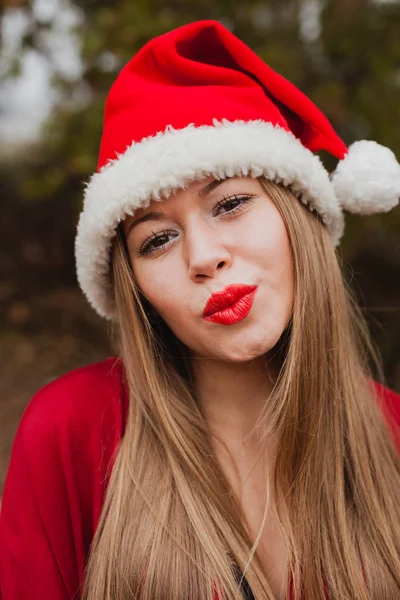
[0,357,125,600]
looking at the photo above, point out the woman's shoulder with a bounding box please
[7,355,128,500]
[371,378,400,399]
[18,355,127,447]
[370,379,400,417]
[369,378,400,450]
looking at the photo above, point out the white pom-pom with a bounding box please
[331,140,400,214]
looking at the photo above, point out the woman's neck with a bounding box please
[191,354,276,454]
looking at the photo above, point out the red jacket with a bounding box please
[0,356,399,599]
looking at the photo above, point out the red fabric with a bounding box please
[0,357,127,600]
[0,356,399,599]
[97,20,347,171]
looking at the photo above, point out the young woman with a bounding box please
[1,19,400,600]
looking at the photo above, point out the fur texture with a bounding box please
[332,140,400,214]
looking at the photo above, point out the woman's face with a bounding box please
[122,176,294,363]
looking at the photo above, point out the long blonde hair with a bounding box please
[82,177,400,599]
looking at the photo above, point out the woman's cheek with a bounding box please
[151,285,187,324]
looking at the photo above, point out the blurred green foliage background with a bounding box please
[0,0,399,493]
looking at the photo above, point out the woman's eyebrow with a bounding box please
[126,179,228,237]
[198,178,226,198]
[126,211,164,236]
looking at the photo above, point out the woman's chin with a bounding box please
[195,327,284,364]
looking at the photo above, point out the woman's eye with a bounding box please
[137,194,255,257]
[213,194,255,216]
[137,230,177,257]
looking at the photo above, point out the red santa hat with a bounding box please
[75,19,400,321]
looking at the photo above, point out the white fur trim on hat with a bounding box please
[331,140,400,214]
[75,119,344,321]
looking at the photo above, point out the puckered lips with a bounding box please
[202,283,258,318]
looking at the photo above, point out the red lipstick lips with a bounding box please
[202,284,258,325]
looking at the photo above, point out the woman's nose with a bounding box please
[185,219,232,281]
